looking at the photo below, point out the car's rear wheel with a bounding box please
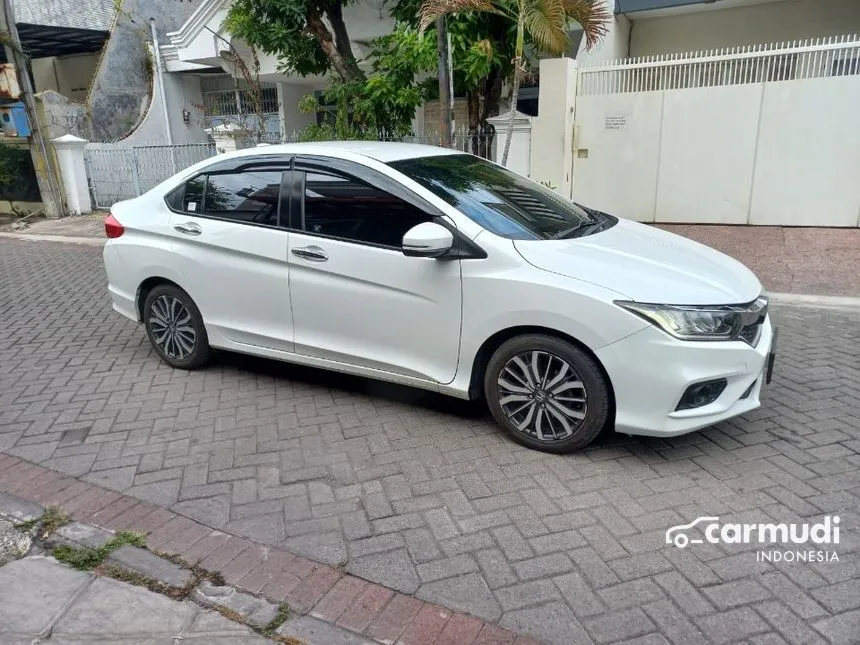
[143,284,211,370]
[484,334,610,453]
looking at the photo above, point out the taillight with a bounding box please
[105,213,125,238]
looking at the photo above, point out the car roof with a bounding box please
[225,141,463,163]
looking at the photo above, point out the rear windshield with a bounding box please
[389,154,615,240]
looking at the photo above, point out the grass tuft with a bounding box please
[41,506,70,536]
[261,603,290,636]
[14,505,70,538]
[51,530,147,570]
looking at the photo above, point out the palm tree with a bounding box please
[419,0,610,166]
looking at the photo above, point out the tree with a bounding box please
[392,0,514,154]
[419,0,610,165]
[224,0,364,83]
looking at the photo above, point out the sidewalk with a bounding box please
[2,214,858,297]
[1,556,277,645]
[0,491,376,645]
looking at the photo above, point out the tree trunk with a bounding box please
[501,59,521,167]
[480,68,503,158]
[467,88,480,154]
[436,17,453,147]
[327,2,364,81]
[306,9,364,83]
[501,19,525,168]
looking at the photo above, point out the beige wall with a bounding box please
[422,98,469,134]
[630,0,860,56]
[32,53,100,103]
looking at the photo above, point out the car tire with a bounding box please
[143,284,211,370]
[484,334,610,453]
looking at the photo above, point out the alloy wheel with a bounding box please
[147,295,197,360]
[496,350,588,442]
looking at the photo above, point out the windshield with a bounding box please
[389,154,614,240]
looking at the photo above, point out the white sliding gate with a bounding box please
[572,35,860,226]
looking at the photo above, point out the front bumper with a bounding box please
[595,315,774,438]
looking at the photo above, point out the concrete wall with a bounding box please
[164,74,208,144]
[32,54,100,103]
[87,0,197,142]
[629,0,860,55]
[278,83,316,136]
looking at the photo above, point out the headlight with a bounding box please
[615,297,768,342]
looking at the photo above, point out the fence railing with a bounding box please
[579,34,860,96]
[84,132,495,209]
[260,130,496,158]
[85,143,217,209]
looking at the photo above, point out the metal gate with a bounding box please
[85,143,217,210]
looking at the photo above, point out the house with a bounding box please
[151,0,860,144]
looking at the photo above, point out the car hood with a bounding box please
[513,218,763,305]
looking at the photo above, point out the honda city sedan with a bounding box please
[102,142,776,453]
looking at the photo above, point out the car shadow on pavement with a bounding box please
[216,349,487,420]
[213,348,654,454]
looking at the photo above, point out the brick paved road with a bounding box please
[1,239,858,644]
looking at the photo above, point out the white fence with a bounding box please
[85,143,216,209]
[572,35,860,226]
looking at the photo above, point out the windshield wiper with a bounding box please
[550,211,603,239]
[550,223,584,239]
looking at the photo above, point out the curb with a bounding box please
[0,453,536,645]
[0,232,106,246]
[769,292,860,310]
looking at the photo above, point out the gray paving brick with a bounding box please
[599,579,665,610]
[704,578,773,609]
[403,527,442,563]
[583,607,656,644]
[813,608,860,645]
[416,554,478,583]
[696,606,770,645]
[495,579,562,612]
[755,600,829,645]
[475,547,519,589]
[554,571,605,617]
[513,552,573,582]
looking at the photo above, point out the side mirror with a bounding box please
[402,222,454,258]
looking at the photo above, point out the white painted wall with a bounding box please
[277,83,317,136]
[488,110,532,178]
[570,43,860,227]
[530,57,578,194]
[630,0,860,56]
[750,76,860,226]
[576,5,630,65]
[571,92,663,221]
[655,84,762,224]
[165,74,209,144]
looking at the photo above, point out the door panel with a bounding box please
[288,232,461,383]
[287,161,462,384]
[165,165,293,352]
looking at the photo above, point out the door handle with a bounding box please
[174,222,202,235]
[291,245,328,262]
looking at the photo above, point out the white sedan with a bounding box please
[102,142,776,453]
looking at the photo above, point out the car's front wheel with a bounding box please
[484,334,610,453]
[143,284,211,370]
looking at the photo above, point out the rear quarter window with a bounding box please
[166,176,205,213]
